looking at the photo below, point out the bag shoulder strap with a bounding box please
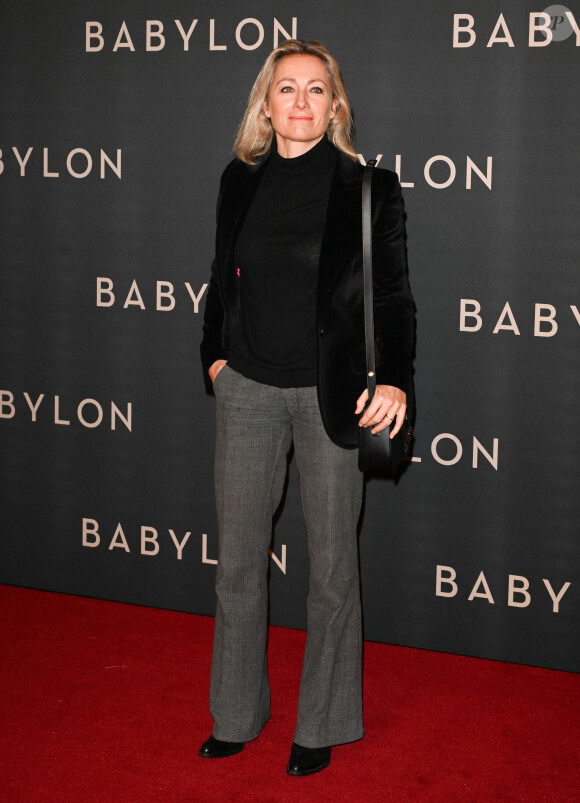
[362,160,377,400]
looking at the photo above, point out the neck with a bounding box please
[274,133,325,159]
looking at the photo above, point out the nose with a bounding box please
[295,88,309,109]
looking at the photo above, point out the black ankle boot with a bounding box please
[198,734,245,758]
[286,742,331,776]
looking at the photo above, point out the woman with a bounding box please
[199,39,415,776]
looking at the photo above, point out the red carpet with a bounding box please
[0,585,578,802]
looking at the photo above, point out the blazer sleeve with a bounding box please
[199,171,229,393]
[371,170,416,395]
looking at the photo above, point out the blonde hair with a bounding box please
[234,39,357,164]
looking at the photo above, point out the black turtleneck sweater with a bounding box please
[228,136,335,388]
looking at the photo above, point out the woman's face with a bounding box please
[263,54,337,158]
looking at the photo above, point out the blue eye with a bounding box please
[311,86,323,93]
[281,86,294,92]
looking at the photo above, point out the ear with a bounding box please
[329,97,338,120]
[263,98,270,118]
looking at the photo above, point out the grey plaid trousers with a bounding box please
[209,365,364,748]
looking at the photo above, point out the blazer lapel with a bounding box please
[217,159,268,306]
[317,151,362,312]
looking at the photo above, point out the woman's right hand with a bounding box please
[209,359,227,383]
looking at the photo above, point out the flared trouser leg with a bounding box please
[291,386,364,748]
[210,367,292,742]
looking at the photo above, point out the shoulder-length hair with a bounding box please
[234,39,357,164]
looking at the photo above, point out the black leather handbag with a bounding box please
[358,161,413,475]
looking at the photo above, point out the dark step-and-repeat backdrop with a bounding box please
[1,2,578,672]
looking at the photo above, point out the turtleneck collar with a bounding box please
[269,135,332,175]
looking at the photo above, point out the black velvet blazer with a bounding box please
[200,144,415,449]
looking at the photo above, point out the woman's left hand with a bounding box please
[355,385,407,438]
